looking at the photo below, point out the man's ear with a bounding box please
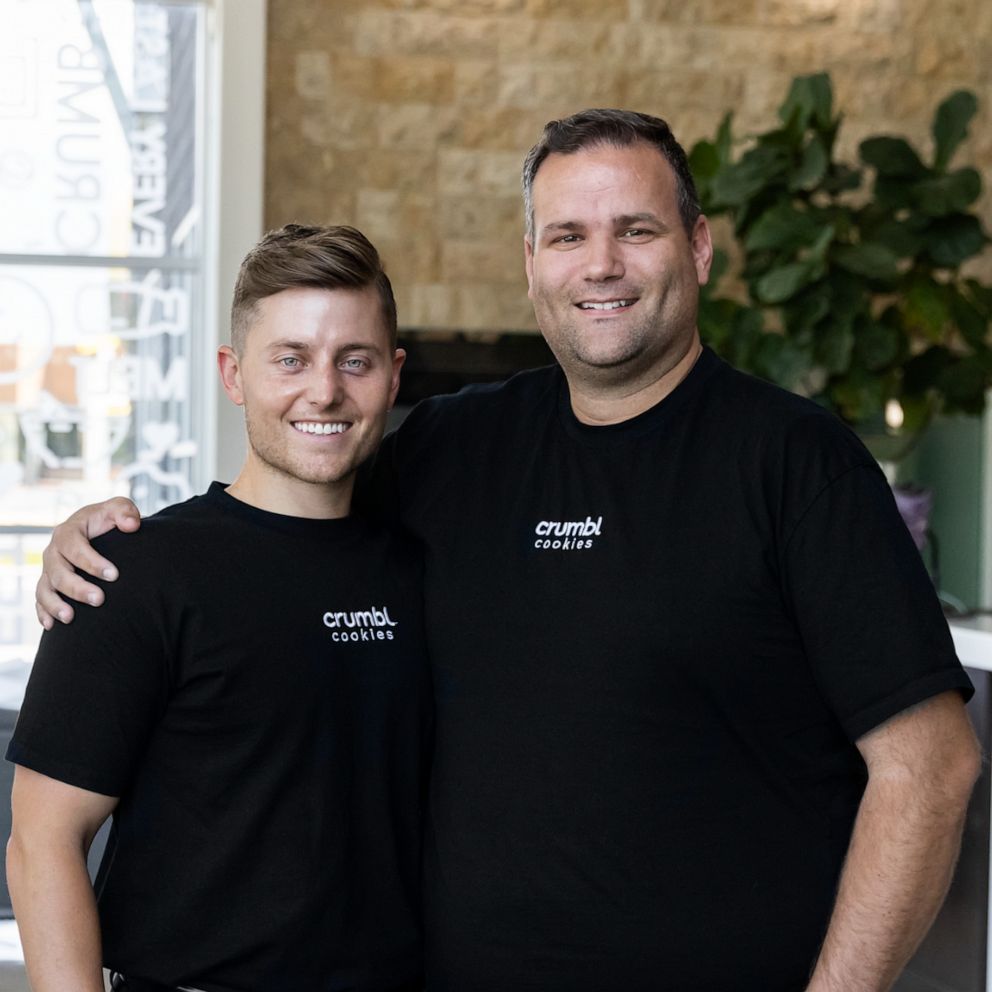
[691,215,714,287]
[217,346,244,406]
[388,348,406,411]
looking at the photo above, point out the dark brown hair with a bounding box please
[521,109,701,239]
[230,224,397,353]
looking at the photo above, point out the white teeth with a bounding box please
[293,422,346,435]
[578,300,632,310]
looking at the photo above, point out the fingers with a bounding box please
[54,497,141,580]
[34,588,58,631]
[35,497,142,627]
[88,497,142,539]
[35,572,75,628]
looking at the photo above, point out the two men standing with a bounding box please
[27,109,981,991]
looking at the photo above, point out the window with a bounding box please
[0,0,264,709]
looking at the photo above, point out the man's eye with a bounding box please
[342,357,369,371]
[622,229,650,238]
[279,356,302,369]
[551,234,581,246]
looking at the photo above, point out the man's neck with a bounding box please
[226,460,352,519]
[566,337,703,426]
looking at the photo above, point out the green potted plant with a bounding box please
[689,73,992,465]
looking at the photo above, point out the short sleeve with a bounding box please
[783,462,973,742]
[6,537,173,796]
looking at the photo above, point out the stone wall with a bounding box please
[265,0,992,332]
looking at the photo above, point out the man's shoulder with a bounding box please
[89,490,225,571]
[709,358,867,451]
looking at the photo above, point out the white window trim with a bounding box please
[195,0,266,492]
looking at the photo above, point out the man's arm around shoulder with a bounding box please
[806,690,981,992]
[36,497,141,629]
[7,765,118,992]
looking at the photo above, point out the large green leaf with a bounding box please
[714,112,733,162]
[778,73,833,132]
[828,368,886,424]
[913,168,982,216]
[833,243,901,280]
[790,137,829,191]
[859,137,928,179]
[854,318,902,370]
[933,90,978,171]
[726,307,767,369]
[807,223,836,264]
[698,297,741,350]
[865,218,926,258]
[948,289,989,349]
[784,282,833,336]
[706,247,731,288]
[902,279,950,340]
[927,214,988,267]
[710,145,788,207]
[755,334,813,390]
[709,166,750,210]
[744,204,826,252]
[689,140,722,187]
[813,318,855,374]
[873,176,918,211]
[966,279,992,318]
[755,263,814,303]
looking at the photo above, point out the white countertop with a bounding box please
[950,616,992,672]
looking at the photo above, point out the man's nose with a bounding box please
[583,234,624,282]
[307,365,341,408]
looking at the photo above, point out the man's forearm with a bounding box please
[805,756,975,991]
[7,835,106,992]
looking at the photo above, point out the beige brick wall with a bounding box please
[265,0,992,332]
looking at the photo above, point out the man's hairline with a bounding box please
[230,284,396,358]
[524,137,697,243]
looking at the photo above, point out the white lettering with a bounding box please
[322,606,399,637]
[533,516,603,548]
[130,122,167,256]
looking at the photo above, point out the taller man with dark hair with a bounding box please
[9,225,429,992]
[35,111,980,992]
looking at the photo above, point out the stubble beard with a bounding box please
[536,291,700,394]
[243,410,367,488]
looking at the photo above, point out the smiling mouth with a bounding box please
[292,421,350,436]
[576,299,636,311]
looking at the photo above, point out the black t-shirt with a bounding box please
[8,483,431,992]
[362,348,972,992]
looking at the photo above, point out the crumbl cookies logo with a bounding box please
[533,516,603,551]
[323,606,398,642]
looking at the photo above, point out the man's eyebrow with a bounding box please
[615,212,669,230]
[265,340,383,354]
[539,221,583,237]
[336,342,382,354]
[539,214,673,237]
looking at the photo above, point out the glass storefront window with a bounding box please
[0,0,209,707]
